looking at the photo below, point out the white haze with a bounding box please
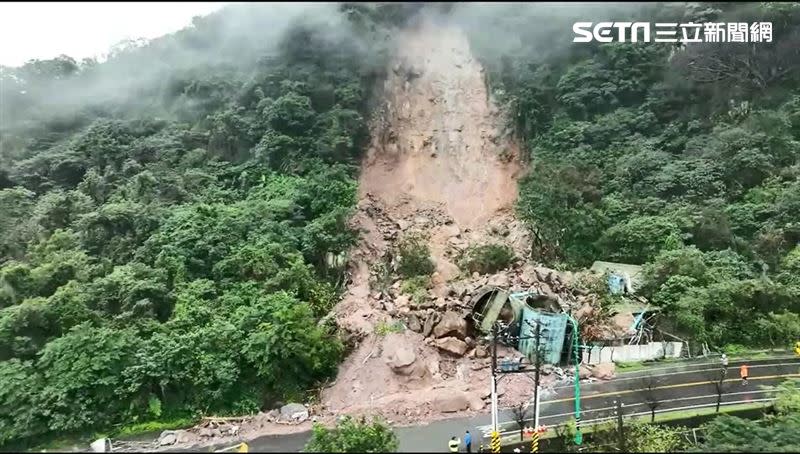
[0,2,242,67]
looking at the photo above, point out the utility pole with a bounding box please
[533,321,542,429]
[490,322,499,436]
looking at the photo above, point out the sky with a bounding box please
[0,2,237,67]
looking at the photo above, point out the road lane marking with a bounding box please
[545,373,800,404]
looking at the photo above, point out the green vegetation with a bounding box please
[400,275,431,305]
[395,233,435,278]
[303,415,399,453]
[460,244,515,274]
[468,2,800,351]
[374,320,405,336]
[0,2,424,448]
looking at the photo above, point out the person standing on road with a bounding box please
[740,363,749,386]
[464,430,472,453]
[721,354,729,375]
[449,436,460,453]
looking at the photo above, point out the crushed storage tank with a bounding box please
[518,305,568,365]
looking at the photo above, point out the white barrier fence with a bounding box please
[582,342,683,365]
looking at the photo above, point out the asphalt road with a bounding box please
[210,356,800,452]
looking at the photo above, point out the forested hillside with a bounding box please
[458,2,800,349]
[0,3,422,446]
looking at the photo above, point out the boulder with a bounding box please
[434,337,469,356]
[397,219,411,231]
[467,392,485,411]
[198,428,215,438]
[579,364,592,380]
[383,335,417,371]
[519,264,538,285]
[406,314,422,332]
[474,345,489,358]
[280,403,309,423]
[434,391,470,413]
[433,311,468,339]
[158,431,177,446]
[175,430,192,444]
[423,312,440,337]
[488,273,510,288]
[592,362,616,380]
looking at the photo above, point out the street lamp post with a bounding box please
[566,314,582,446]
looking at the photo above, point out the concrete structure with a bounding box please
[590,261,643,294]
[581,341,683,365]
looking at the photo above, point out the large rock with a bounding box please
[488,273,510,287]
[158,431,177,446]
[442,223,461,238]
[433,311,468,339]
[592,362,616,380]
[280,403,309,423]
[519,264,538,285]
[579,364,592,379]
[383,335,417,372]
[467,392,485,411]
[434,337,469,356]
[406,314,422,333]
[422,312,440,337]
[434,391,470,413]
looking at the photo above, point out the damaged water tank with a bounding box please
[518,306,568,365]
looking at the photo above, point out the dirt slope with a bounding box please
[320,18,533,425]
[360,19,522,229]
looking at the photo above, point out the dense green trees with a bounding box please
[0,2,414,447]
[471,2,800,349]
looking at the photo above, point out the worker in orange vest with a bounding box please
[740,363,749,386]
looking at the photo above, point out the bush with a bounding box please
[460,244,515,274]
[304,415,399,453]
[395,234,434,278]
[400,276,430,305]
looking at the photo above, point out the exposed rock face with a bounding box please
[433,311,468,339]
[434,337,469,356]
